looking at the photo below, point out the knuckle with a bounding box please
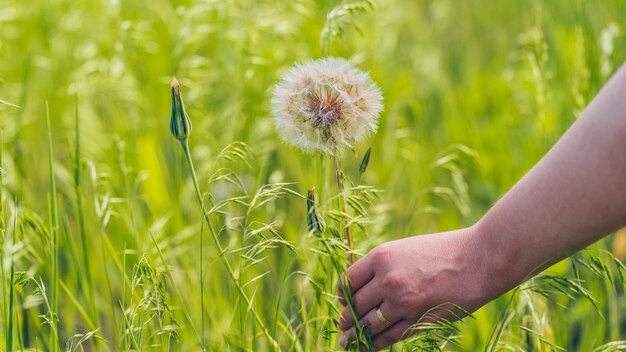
[381,271,405,291]
[370,243,391,264]
[397,292,421,310]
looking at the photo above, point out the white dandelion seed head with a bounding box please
[271,57,384,153]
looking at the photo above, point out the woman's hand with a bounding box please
[336,63,626,350]
[337,227,500,350]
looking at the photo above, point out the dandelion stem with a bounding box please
[332,152,354,264]
[179,140,279,350]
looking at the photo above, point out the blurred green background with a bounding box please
[1,0,626,350]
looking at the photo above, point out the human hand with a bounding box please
[337,227,502,350]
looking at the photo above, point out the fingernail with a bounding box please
[339,335,347,347]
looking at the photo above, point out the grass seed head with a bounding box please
[358,147,372,176]
[271,58,383,153]
[170,78,192,141]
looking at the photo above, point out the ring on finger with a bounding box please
[375,307,392,326]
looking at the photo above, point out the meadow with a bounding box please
[1,0,626,350]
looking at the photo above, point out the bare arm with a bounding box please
[477,63,626,294]
[338,63,626,350]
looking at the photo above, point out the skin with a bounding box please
[337,62,626,350]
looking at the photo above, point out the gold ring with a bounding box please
[375,308,392,326]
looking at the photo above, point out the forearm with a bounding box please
[475,63,626,295]
[337,64,626,349]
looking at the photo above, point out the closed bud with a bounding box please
[306,187,325,235]
[170,78,192,141]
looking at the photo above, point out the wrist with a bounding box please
[464,222,522,300]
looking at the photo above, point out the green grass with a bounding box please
[1,0,626,350]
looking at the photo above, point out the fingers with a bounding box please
[371,320,414,350]
[337,281,382,331]
[339,302,402,341]
[339,318,413,351]
[337,275,348,306]
[337,254,376,304]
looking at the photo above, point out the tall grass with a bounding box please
[1,0,626,351]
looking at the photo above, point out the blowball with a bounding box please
[271,58,383,153]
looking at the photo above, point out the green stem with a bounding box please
[332,152,353,264]
[46,103,59,352]
[180,140,279,350]
[73,97,97,325]
[200,219,205,350]
[7,236,15,352]
[318,236,371,351]
[7,196,15,352]
[121,241,127,351]
[1,132,10,352]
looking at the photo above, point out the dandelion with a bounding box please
[273,58,383,265]
[271,58,383,153]
[274,59,383,351]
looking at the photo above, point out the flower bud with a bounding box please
[170,78,192,141]
[306,187,325,235]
